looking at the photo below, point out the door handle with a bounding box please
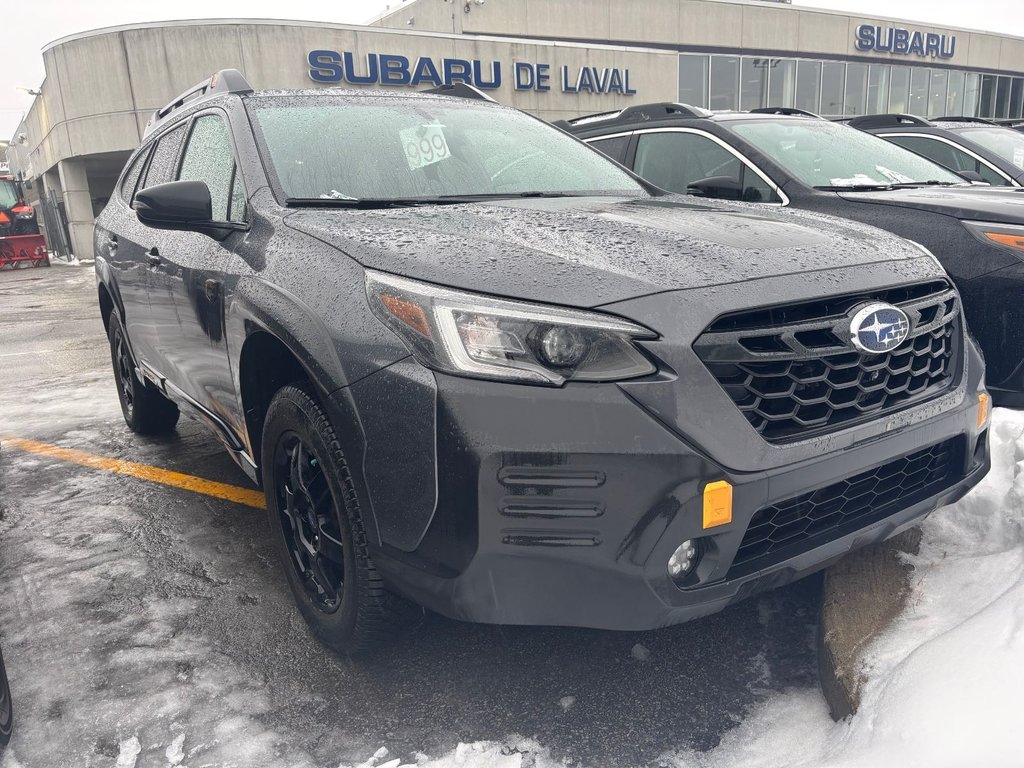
[146,248,161,266]
[205,279,221,302]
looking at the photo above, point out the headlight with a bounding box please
[14,211,34,220]
[366,270,657,385]
[962,221,1024,259]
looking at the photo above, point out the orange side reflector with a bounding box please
[380,294,432,337]
[985,232,1024,251]
[703,480,733,529]
[978,392,990,429]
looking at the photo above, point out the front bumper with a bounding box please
[351,364,989,631]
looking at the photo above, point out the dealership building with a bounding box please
[7,0,1024,259]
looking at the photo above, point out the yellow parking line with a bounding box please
[0,436,266,509]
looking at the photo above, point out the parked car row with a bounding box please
[96,71,998,655]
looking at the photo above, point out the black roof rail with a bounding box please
[143,69,253,137]
[566,102,712,128]
[845,113,933,130]
[932,115,1000,125]
[750,107,823,119]
[550,119,573,132]
[421,83,496,102]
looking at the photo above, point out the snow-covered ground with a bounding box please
[329,410,1024,768]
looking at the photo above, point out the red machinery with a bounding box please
[0,175,48,270]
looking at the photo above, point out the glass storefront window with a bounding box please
[946,71,966,116]
[710,56,739,110]
[795,60,821,113]
[844,63,868,116]
[740,57,770,111]
[928,70,948,117]
[820,61,845,116]
[909,68,929,115]
[980,75,997,117]
[679,55,709,108]
[964,73,981,117]
[889,66,911,113]
[995,77,1011,119]
[1011,78,1024,120]
[867,65,890,115]
[768,59,796,108]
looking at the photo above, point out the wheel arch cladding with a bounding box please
[98,282,115,332]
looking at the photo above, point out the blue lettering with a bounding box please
[925,33,941,57]
[536,63,551,92]
[874,27,893,53]
[940,35,956,59]
[514,62,535,90]
[341,52,379,84]
[443,58,473,85]
[624,69,636,95]
[379,54,411,85]
[561,65,577,93]
[308,50,343,83]
[472,60,502,88]
[411,57,442,87]
[893,28,910,54]
[608,69,624,94]
[908,31,925,56]
[577,67,594,94]
[855,24,875,51]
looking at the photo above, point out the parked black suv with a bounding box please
[847,114,1024,187]
[564,104,1024,407]
[96,72,990,653]
[0,645,11,748]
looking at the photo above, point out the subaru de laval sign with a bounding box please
[855,24,956,59]
[308,51,636,95]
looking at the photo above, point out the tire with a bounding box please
[0,646,12,747]
[107,312,179,435]
[261,383,400,655]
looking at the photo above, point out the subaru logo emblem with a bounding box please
[849,303,911,353]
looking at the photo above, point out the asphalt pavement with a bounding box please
[0,263,822,767]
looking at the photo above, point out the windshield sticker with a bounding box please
[1013,148,1024,170]
[400,123,451,171]
[829,173,882,187]
[874,166,915,184]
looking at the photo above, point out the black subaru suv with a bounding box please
[95,71,989,654]
[564,104,1024,408]
[847,114,1024,187]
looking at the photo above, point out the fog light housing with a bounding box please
[668,539,699,581]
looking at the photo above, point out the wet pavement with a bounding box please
[0,265,821,767]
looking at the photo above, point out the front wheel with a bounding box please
[261,384,402,655]
[0,646,13,747]
[107,312,179,434]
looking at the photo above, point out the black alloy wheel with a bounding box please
[273,432,346,613]
[107,312,179,434]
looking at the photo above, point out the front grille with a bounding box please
[728,437,964,578]
[694,281,961,443]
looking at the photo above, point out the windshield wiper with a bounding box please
[813,184,894,191]
[436,191,583,202]
[889,181,968,188]
[285,197,458,209]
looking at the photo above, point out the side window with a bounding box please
[178,115,245,222]
[888,136,1011,186]
[633,132,779,202]
[588,136,631,164]
[140,125,187,189]
[119,145,153,203]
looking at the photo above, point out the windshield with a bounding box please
[952,127,1024,172]
[728,119,966,189]
[0,180,19,209]
[247,95,647,202]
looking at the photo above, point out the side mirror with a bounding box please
[133,180,233,240]
[687,176,745,201]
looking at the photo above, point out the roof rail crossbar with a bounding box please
[750,107,823,119]
[932,116,1000,125]
[144,69,254,137]
[845,113,933,129]
[420,83,496,102]
[567,102,711,126]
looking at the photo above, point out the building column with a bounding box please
[57,158,94,260]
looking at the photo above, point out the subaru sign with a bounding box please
[307,51,636,95]
[855,24,956,59]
